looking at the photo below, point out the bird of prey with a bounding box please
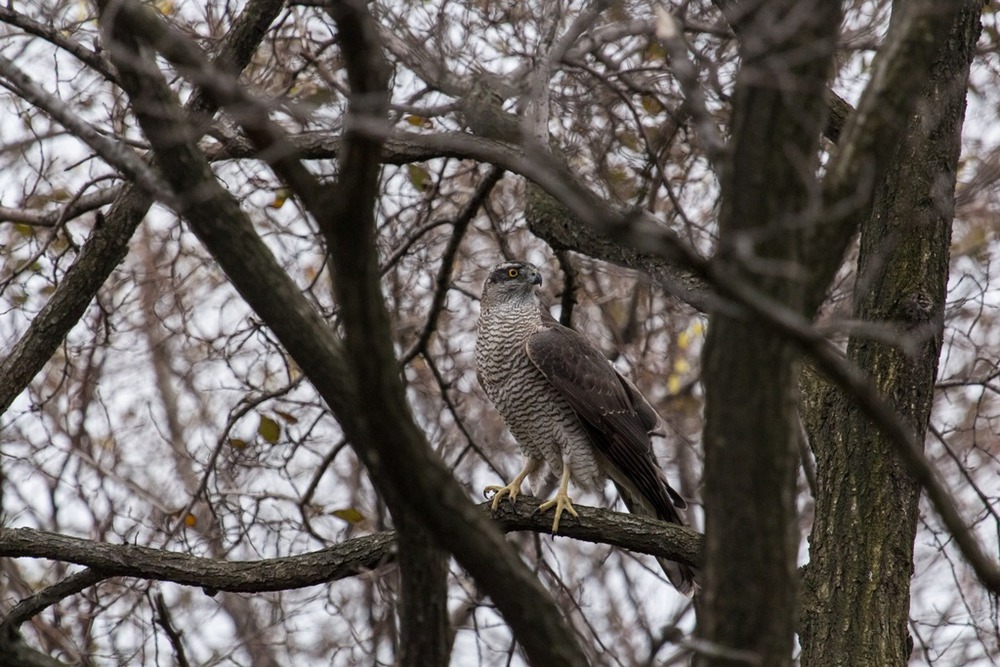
[475,260,696,595]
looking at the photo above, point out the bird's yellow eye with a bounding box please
[507,268,519,278]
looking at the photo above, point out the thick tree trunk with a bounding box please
[699,2,841,664]
[396,517,450,667]
[799,5,982,665]
[702,326,803,665]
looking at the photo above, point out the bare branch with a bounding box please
[809,0,984,311]
[653,6,728,170]
[153,594,192,667]
[0,6,116,82]
[400,165,505,364]
[99,3,592,664]
[0,499,702,607]
[0,0,286,417]
[0,188,120,228]
[0,55,173,205]
[0,526,397,597]
[0,569,107,632]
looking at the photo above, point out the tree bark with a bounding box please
[799,4,982,665]
[698,1,842,664]
[396,517,450,667]
[0,499,701,600]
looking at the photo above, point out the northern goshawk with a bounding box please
[475,260,696,596]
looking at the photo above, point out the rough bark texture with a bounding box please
[318,7,452,666]
[697,1,842,664]
[396,515,451,667]
[0,500,701,596]
[799,5,982,665]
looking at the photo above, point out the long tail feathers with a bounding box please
[613,481,699,597]
[658,557,698,597]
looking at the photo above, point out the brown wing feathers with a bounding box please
[524,322,683,523]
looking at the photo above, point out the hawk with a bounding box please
[475,260,696,596]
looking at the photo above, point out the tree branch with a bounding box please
[98,2,591,664]
[0,55,173,205]
[0,6,116,83]
[807,0,983,312]
[317,3,589,665]
[0,500,702,616]
[269,110,998,599]
[399,165,505,365]
[0,633,70,667]
[0,188,120,228]
[0,569,107,633]
[0,526,396,598]
[0,0,285,417]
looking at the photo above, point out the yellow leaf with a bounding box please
[184,513,197,527]
[258,415,281,444]
[667,375,682,394]
[608,166,630,185]
[301,87,335,106]
[618,130,641,151]
[643,42,667,62]
[677,322,705,349]
[229,438,248,449]
[405,115,433,129]
[332,507,366,524]
[641,94,663,115]
[407,164,431,191]
[673,358,690,374]
[155,0,175,15]
[267,188,291,209]
[608,166,637,198]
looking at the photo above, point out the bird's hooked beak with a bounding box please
[529,267,542,286]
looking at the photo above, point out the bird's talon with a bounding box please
[483,483,519,511]
[538,492,578,533]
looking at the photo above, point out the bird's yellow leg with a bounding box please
[484,458,539,510]
[537,464,578,533]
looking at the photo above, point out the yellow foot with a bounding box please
[537,491,578,533]
[484,482,521,511]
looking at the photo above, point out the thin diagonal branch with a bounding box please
[0,0,285,417]
[98,3,592,664]
[0,569,108,633]
[0,6,116,82]
[0,55,172,205]
[400,165,505,364]
[0,188,120,228]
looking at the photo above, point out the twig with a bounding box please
[0,56,173,206]
[153,593,191,667]
[400,165,505,364]
[0,568,107,632]
[653,6,728,170]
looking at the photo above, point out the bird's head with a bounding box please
[481,261,543,309]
